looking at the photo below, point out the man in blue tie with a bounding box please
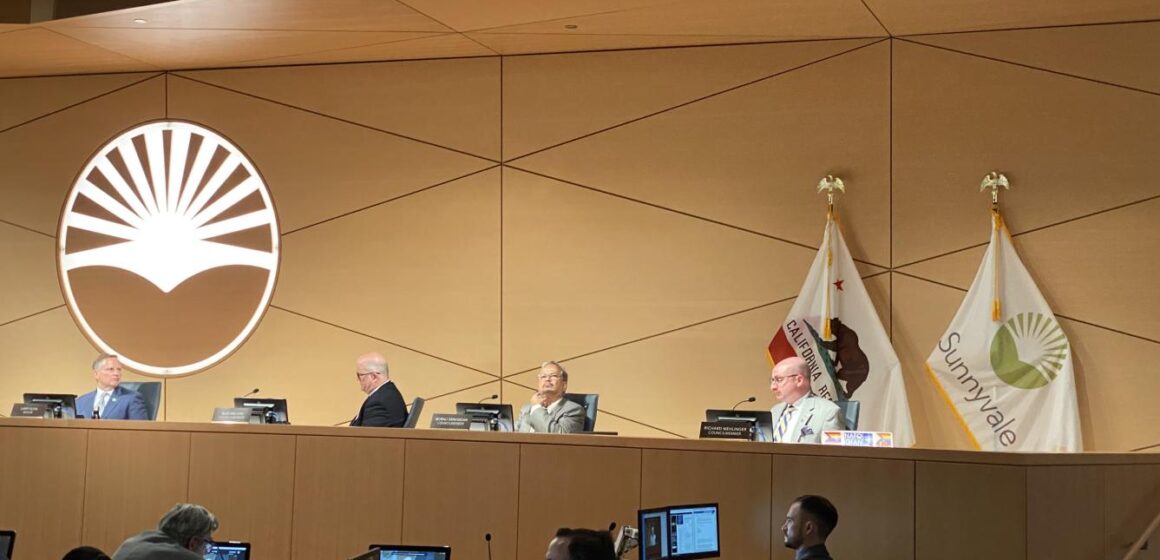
[769,357,844,443]
[76,354,150,420]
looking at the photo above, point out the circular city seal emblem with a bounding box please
[58,121,279,375]
[989,312,1070,389]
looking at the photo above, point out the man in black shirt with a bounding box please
[350,352,408,427]
[782,494,839,560]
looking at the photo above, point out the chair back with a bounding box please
[562,393,599,432]
[834,400,860,431]
[120,381,162,420]
[404,397,425,429]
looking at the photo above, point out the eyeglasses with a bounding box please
[537,373,563,380]
[202,537,216,554]
[771,374,803,384]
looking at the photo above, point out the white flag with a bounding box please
[768,213,915,447]
[925,212,1082,452]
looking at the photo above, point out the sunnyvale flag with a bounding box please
[925,211,1082,451]
[768,212,916,447]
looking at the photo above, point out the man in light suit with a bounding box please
[515,361,586,433]
[350,352,408,428]
[76,354,150,420]
[769,357,844,443]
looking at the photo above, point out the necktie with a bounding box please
[775,404,795,442]
[97,392,111,416]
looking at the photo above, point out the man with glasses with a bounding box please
[515,361,585,433]
[769,357,844,443]
[112,503,219,559]
[76,354,149,420]
[350,351,408,427]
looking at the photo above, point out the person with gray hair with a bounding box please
[515,361,586,433]
[74,354,149,420]
[769,357,845,444]
[350,351,408,427]
[112,503,219,560]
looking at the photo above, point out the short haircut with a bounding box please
[363,355,388,376]
[158,503,218,546]
[541,360,569,382]
[794,495,839,538]
[62,546,111,560]
[554,528,615,560]
[92,353,118,371]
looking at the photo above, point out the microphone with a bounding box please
[484,533,492,560]
[477,394,498,404]
[241,388,260,398]
[731,396,756,411]
[608,521,617,532]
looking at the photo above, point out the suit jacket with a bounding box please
[76,386,150,420]
[351,380,407,427]
[112,530,203,560]
[515,396,586,433]
[770,395,844,443]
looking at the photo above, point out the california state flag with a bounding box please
[768,212,915,447]
[925,211,1082,452]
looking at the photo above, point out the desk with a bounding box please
[0,419,1156,560]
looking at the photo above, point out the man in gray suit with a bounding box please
[112,503,218,560]
[769,357,845,443]
[515,361,586,433]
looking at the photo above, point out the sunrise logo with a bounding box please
[58,121,279,375]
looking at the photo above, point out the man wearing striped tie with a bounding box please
[769,357,844,444]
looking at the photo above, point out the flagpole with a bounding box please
[817,175,844,339]
[980,172,1010,322]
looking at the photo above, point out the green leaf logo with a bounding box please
[989,312,1070,389]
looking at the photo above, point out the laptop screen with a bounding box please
[639,503,720,560]
[205,541,250,560]
[367,544,451,560]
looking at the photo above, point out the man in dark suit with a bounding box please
[75,354,149,421]
[350,352,407,427]
[782,494,839,559]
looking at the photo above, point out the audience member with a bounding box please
[112,503,218,560]
[782,494,839,560]
[546,527,617,560]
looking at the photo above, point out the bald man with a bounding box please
[350,352,408,428]
[769,357,845,443]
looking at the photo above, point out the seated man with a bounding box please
[782,494,840,560]
[75,354,149,421]
[112,503,218,560]
[350,352,408,428]
[769,357,844,443]
[515,361,585,433]
[546,527,617,560]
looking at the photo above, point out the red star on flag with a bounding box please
[833,279,844,291]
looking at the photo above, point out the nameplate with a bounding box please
[430,413,472,430]
[822,430,894,447]
[212,407,253,424]
[699,421,754,440]
[10,403,48,418]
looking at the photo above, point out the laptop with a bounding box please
[0,530,13,560]
[364,544,451,560]
[205,541,250,560]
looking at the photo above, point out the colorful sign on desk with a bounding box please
[822,430,894,447]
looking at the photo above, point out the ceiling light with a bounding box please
[133,18,147,24]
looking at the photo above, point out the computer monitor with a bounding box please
[233,397,289,424]
[204,541,250,560]
[0,530,14,560]
[366,544,451,560]
[704,409,774,442]
[639,503,720,560]
[22,393,78,419]
[454,402,513,432]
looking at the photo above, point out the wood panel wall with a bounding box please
[0,421,1157,560]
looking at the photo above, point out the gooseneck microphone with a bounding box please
[484,533,493,560]
[477,394,499,404]
[731,396,756,411]
[241,388,260,398]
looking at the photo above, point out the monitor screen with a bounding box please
[22,393,78,419]
[454,402,513,432]
[639,503,720,560]
[704,409,773,442]
[367,544,451,560]
[233,397,289,424]
[0,530,14,560]
[205,540,250,560]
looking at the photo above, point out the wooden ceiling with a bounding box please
[0,0,1157,77]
